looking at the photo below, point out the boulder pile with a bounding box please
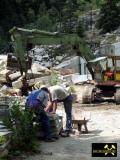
[0,49,93,104]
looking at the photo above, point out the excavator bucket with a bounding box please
[7,53,32,73]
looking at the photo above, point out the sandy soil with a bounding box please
[25,103,120,160]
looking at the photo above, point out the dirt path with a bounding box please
[25,104,120,160]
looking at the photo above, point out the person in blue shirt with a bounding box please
[26,86,55,142]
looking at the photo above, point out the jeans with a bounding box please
[35,108,52,139]
[63,95,73,131]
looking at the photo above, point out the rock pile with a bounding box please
[0,51,93,105]
[30,45,67,68]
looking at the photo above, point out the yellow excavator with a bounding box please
[86,56,120,104]
[7,27,120,104]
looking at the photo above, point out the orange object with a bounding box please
[105,72,113,77]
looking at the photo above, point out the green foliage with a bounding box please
[0,0,108,53]
[26,8,35,22]
[97,0,120,33]
[3,102,37,151]
[69,85,76,93]
[50,71,60,86]
[61,0,78,33]
[0,136,6,145]
[76,20,85,38]
[0,36,7,52]
[35,14,54,31]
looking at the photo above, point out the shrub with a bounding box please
[50,71,60,86]
[3,102,37,152]
[69,85,76,93]
[0,136,6,145]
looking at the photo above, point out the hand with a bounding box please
[44,108,47,112]
[50,111,56,114]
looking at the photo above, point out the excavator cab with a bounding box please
[110,56,120,81]
[88,56,120,82]
[87,56,120,104]
[88,57,107,81]
[101,56,120,81]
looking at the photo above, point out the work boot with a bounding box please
[52,134,59,140]
[44,137,56,142]
[68,130,75,134]
[60,130,70,137]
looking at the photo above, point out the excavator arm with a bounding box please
[8,26,96,76]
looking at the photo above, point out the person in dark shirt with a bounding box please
[19,76,29,96]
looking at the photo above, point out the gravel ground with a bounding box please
[25,103,120,160]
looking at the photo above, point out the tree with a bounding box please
[35,14,54,31]
[97,0,120,33]
[62,0,79,33]
[76,20,85,38]
[49,0,66,32]
[0,0,42,52]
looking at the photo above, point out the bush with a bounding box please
[3,102,37,152]
[76,20,85,38]
[0,36,7,53]
[50,71,60,86]
[0,136,6,145]
[69,85,76,93]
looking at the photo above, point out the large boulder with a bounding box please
[12,79,22,89]
[0,69,12,84]
[31,62,50,73]
[73,85,85,103]
[9,71,21,81]
[29,76,51,87]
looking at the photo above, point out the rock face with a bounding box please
[79,9,100,31]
